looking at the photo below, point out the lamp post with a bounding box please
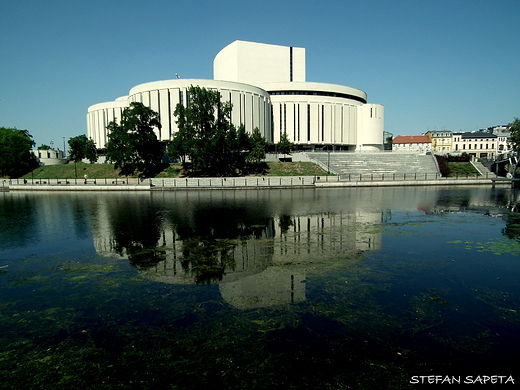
[63,137,66,158]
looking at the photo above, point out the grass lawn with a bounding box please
[447,162,480,177]
[20,161,332,180]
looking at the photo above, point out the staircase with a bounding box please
[305,152,440,176]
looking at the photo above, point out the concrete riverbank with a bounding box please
[2,175,511,191]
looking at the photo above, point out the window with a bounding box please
[279,104,283,135]
[289,47,293,82]
[307,105,311,142]
[321,105,324,141]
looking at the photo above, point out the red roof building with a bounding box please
[392,135,431,154]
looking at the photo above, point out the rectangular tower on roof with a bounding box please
[213,40,306,85]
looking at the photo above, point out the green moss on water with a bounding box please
[448,238,520,255]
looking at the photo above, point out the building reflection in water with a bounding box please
[91,194,384,309]
[8,186,516,308]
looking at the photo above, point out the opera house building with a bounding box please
[87,40,384,151]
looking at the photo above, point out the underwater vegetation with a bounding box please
[1,189,520,389]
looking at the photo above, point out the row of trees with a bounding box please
[1,86,293,178]
[103,86,293,176]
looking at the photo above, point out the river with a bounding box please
[1,186,519,389]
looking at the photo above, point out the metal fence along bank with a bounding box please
[2,172,510,191]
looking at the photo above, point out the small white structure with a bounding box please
[32,149,66,165]
[392,135,432,154]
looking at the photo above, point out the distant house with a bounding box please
[426,130,453,154]
[491,127,511,155]
[452,131,497,159]
[31,149,67,165]
[392,135,432,154]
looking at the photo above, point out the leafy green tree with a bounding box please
[508,118,520,153]
[277,132,294,158]
[0,127,39,178]
[68,135,98,164]
[38,144,51,150]
[105,102,163,175]
[170,86,238,175]
[247,127,268,165]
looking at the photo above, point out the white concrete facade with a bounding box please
[88,80,271,148]
[214,41,384,151]
[214,40,306,84]
[87,40,384,151]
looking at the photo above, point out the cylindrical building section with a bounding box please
[86,97,129,149]
[356,104,385,151]
[129,79,272,143]
[257,82,378,151]
[87,79,272,149]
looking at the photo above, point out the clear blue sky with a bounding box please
[1,0,519,149]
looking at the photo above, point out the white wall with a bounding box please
[356,104,384,151]
[87,79,272,148]
[214,40,306,84]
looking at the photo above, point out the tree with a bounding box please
[0,127,39,178]
[68,135,98,164]
[105,102,163,175]
[277,132,294,158]
[169,85,239,175]
[38,144,51,150]
[508,118,520,153]
[246,127,268,165]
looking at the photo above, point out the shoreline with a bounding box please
[3,177,511,191]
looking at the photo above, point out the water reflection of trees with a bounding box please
[179,238,237,284]
[106,197,163,269]
[105,198,275,282]
[0,193,39,248]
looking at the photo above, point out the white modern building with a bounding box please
[87,40,384,151]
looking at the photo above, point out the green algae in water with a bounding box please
[448,238,520,255]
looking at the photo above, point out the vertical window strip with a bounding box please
[167,89,172,139]
[321,104,325,142]
[290,47,293,82]
[284,104,287,135]
[307,104,311,142]
[297,104,300,141]
[271,105,274,141]
[293,104,296,141]
[280,104,283,136]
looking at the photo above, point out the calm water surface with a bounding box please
[1,187,519,389]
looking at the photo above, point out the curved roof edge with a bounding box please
[256,82,367,101]
[87,99,129,112]
[129,79,270,97]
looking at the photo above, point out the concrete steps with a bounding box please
[305,152,440,176]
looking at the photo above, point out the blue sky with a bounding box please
[1,0,519,149]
